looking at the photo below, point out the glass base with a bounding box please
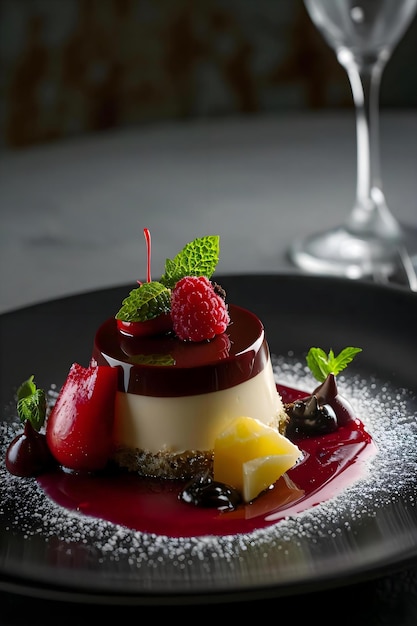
[288,226,403,280]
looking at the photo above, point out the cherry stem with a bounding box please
[144,228,151,283]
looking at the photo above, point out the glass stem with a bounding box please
[340,52,402,241]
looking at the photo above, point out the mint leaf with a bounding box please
[16,375,47,432]
[160,235,220,288]
[306,347,362,382]
[130,353,175,366]
[115,281,171,322]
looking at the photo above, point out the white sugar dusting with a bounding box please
[1,353,416,568]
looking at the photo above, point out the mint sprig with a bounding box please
[160,235,220,289]
[306,347,362,382]
[16,375,47,432]
[116,235,221,323]
[115,281,171,322]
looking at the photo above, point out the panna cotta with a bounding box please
[92,304,287,479]
[4,228,368,519]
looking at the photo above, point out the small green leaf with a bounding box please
[130,353,175,366]
[115,281,171,322]
[160,235,220,288]
[16,375,47,432]
[306,346,362,382]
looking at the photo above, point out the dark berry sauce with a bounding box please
[36,384,376,538]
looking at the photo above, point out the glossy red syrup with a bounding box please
[92,305,268,396]
[37,384,376,538]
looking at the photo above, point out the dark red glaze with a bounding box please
[92,304,269,397]
[36,384,376,538]
[6,421,56,477]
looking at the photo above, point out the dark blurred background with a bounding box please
[0,0,416,150]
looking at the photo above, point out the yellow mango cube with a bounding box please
[242,455,299,503]
[213,416,302,502]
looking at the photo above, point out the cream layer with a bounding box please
[113,356,284,454]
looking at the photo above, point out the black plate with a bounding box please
[0,273,416,605]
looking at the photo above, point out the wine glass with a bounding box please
[289,0,417,283]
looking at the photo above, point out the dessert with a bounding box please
[94,303,287,480]
[91,231,288,480]
[4,230,369,529]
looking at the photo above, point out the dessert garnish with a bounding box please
[284,346,362,437]
[213,415,302,503]
[171,275,229,341]
[5,376,55,477]
[306,346,362,382]
[6,364,120,476]
[179,469,242,511]
[46,363,118,472]
[116,228,172,334]
[115,229,229,341]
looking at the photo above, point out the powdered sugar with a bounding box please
[0,353,416,572]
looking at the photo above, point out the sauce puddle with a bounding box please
[37,385,376,537]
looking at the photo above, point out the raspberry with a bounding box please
[171,276,230,342]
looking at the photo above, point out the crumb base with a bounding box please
[112,446,214,480]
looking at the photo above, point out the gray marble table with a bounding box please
[1,110,416,313]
